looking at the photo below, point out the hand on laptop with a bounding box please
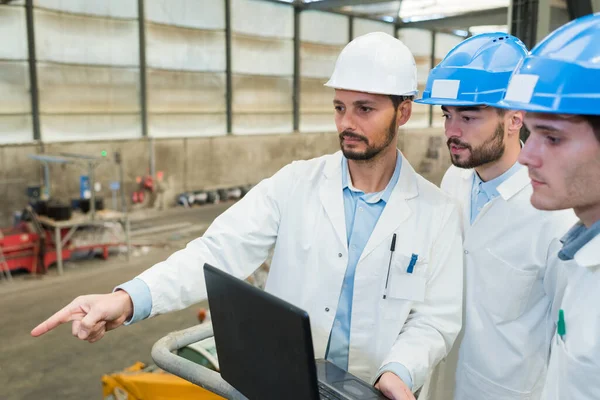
[30,291,133,342]
[375,372,416,400]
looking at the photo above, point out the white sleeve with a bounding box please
[137,163,295,317]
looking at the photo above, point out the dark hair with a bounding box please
[519,123,530,142]
[389,95,414,109]
[582,114,600,143]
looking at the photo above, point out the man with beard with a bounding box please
[31,32,463,400]
[498,14,600,399]
[415,33,576,400]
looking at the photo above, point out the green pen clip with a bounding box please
[557,309,566,340]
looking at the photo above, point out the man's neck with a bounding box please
[574,204,600,228]
[474,142,520,182]
[347,146,398,193]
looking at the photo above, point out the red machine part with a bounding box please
[0,225,42,274]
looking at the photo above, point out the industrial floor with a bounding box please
[0,204,232,400]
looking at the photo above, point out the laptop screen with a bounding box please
[204,263,321,400]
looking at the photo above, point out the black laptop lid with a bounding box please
[204,263,320,400]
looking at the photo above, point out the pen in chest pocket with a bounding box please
[383,233,397,299]
[406,254,418,274]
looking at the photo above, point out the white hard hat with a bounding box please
[325,32,418,96]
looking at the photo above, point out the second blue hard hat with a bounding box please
[416,32,528,107]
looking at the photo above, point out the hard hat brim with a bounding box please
[495,99,586,114]
[324,82,419,97]
[415,97,486,107]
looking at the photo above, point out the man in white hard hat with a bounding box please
[31,32,463,399]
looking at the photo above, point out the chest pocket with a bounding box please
[382,254,428,319]
[473,248,540,322]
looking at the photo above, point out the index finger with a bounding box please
[31,304,83,337]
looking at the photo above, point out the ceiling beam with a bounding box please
[399,7,508,30]
[399,6,568,31]
[304,0,395,10]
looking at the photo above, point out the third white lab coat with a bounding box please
[421,165,576,400]
[541,233,600,400]
[136,151,464,389]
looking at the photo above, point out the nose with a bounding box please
[444,117,461,139]
[518,136,542,169]
[337,110,357,133]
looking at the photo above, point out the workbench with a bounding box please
[37,210,131,275]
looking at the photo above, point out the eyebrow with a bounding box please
[533,124,562,132]
[333,99,378,106]
[441,105,486,113]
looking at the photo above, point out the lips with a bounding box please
[529,177,546,188]
[449,144,468,155]
[341,134,366,145]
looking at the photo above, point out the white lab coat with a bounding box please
[542,233,600,400]
[420,165,576,400]
[137,151,464,389]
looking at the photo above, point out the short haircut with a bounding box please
[583,114,600,143]
[389,95,415,109]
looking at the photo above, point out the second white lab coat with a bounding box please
[136,151,464,389]
[420,165,576,400]
[541,233,600,400]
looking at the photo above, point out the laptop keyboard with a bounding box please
[318,382,344,400]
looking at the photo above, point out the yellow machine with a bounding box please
[102,336,226,400]
[103,268,270,400]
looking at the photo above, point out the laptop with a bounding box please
[204,263,388,400]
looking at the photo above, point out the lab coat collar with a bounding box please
[461,168,474,180]
[575,234,600,268]
[321,152,347,249]
[324,151,418,200]
[458,163,529,201]
[496,163,529,201]
[321,151,419,257]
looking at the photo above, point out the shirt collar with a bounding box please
[341,150,403,204]
[474,161,524,199]
[559,219,600,266]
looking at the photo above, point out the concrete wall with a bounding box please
[0,128,450,226]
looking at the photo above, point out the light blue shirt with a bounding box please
[470,162,524,224]
[558,219,600,261]
[324,152,412,388]
[117,151,412,387]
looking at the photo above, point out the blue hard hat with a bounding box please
[498,13,600,115]
[415,32,528,107]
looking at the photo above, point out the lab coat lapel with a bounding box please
[359,155,417,262]
[320,152,348,251]
[460,168,474,231]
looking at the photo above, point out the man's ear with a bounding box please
[396,100,413,127]
[507,110,525,137]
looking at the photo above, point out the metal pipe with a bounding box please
[429,30,437,127]
[117,152,126,213]
[151,324,247,399]
[43,162,50,199]
[89,162,96,220]
[25,0,41,141]
[348,15,354,41]
[149,137,155,179]
[225,0,233,134]
[137,0,148,137]
[293,6,301,132]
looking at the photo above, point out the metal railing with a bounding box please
[151,323,248,400]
